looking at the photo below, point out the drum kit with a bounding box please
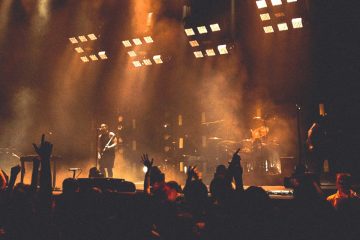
[205,115,281,175]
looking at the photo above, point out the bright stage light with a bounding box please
[80,56,89,62]
[69,37,78,44]
[292,18,303,28]
[132,38,142,45]
[193,51,204,58]
[98,51,108,60]
[89,55,99,61]
[144,36,154,43]
[185,28,195,36]
[153,55,163,64]
[143,59,152,66]
[263,26,274,33]
[143,166,148,173]
[87,34,97,40]
[277,22,288,31]
[256,0,267,9]
[218,45,228,55]
[75,47,84,53]
[197,26,208,34]
[210,23,221,32]
[133,61,142,67]
[260,13,271,21]
[128,51,137,57]
[189,40,199,47]
[287,0,297,2]
[271,0,282,6]
[78,35,88,42]
[206,49,216,56]
[122,40,132,47]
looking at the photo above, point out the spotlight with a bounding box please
[263,25,274,33]
[122,40,132,47]
[87,33,97,40]
[189,40,199,47]
[144,36,154,43]
[256,0,267,9]
[277,22,289,31]
[78,35,88,42]
[98,51,108,60]
[205,49,216,56]
[210,23,221,32]
[153,55,163,64]
[260,13,271,21]
[287,0,297,2]
[143,59,152,66]
[184,28,195,36]
[197,26,208,34]
[132,61,142,67]
[143,166,148,173]
[128,51,137,57]
[292,18,303,28]
[89,55,99,61]
[132,38,142,45]
[80,56,89,62]
[271,0,282,6]
[75,47,84,53]
[193,51,204,58]
[69,37,78,44]
[217,45,228,55]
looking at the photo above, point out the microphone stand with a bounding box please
[96,128,99,169]
[296,104,303,166]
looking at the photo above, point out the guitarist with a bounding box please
[98,123,117,178]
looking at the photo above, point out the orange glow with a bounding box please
[189,40,199,47]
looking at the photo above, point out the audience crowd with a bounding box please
[0,135,359,240]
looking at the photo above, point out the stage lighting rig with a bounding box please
[68,33,108,63]
[122,35,169,68]
[255,0,305,34]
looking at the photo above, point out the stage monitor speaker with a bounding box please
[77,178,136,193]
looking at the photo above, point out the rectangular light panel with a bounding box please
[133,61,142,67]
[256,0,267,9]
[260,13,271,21]
[271,0,282,6]
[206,49,216,56]
[75,47,84,53]
[143,59,152,66]
[287,0,297,2]
[210,23,221,32]
[189,40,199,47]
[87,34,97,40]
[218,45,228,55]
[292,18,303,28]
[69,37,78,44]
[78,35,88,42]
[193,51,204,58]
[80,56,89,62]
[98,51,108,60]
[153,55,163,64]
[132,38,142,45]
[144,36,154,43]
[89,55,99,61]
[122,40,132,47]
[277,22,289,31]
[185,28,195,36]
[197,26,208,34]
[263,26,274,33]
[128,51,137,57]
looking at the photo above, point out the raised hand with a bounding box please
[141,154,154,170]
[33,134,53,160]
[10,165,21,177]
[186,165,197,180]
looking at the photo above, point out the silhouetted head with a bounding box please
[184,179,208,206]
[336,173,352,193]
[150,166,165,186]
[89,167,103,178]
[210,177,232,203]
[214,165,227,178]
[167,180,182,194]
[62,178,79,194]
